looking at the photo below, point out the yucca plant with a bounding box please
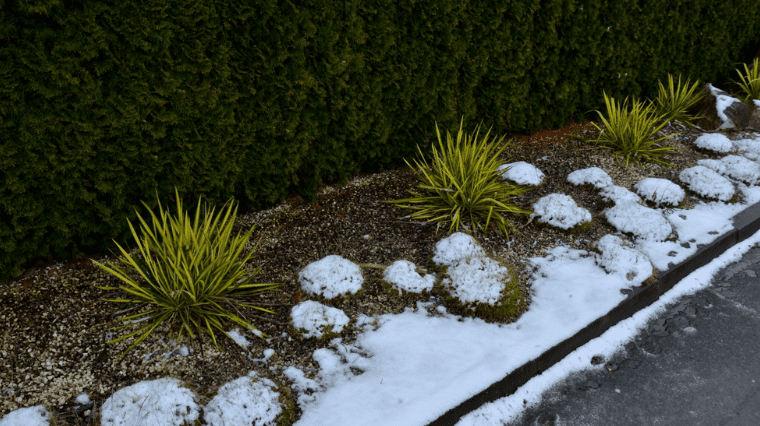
[646,73,705,128]
[383,116,533,238]
[91,187,284,360]
[732,58,760,103]
[574,91,681,168]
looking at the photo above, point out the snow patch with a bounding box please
[697,155,760,186]
[593,235,653,283]
[290,301,350,339]
[203,371,282,426]
[432,232,487,266]
[567,167,613,189]
[384,260,436,294]
[633,178,685,206]
[100,378,199,426]
[680,166,736,201]
[497,161,545,186]
[531,194,591,229]
[604,201,673,241]
[442,256,510,305]
[693,133,733,153]
[299,255,363,299]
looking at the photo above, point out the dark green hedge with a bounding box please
[2,0,759,283]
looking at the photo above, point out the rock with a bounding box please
[691,83,760,132]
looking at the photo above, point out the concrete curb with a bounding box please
[426,199,760,426]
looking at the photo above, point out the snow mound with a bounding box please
[433,232,486,266]
[442,256,509,305]
[697,155,760,186]
[531,194,591,229]
[497,161,545,186]
[290,300,350,339]
[204,371,282,426]
[0,406,50,426]
[693,133,733,153]
[604,201,673,241]
[593,234,652,283]
[100,378,199,426]
[679,165,736,201]
[731,138,760,161]
[383,260,436,294]
[599,185,642,204]
[633,178,685,206]
[567,167,613,189]
[299,255,363,299]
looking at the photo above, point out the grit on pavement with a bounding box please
[504,245,760,426]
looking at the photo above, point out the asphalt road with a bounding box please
[507,245,760,426]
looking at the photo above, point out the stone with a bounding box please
[690,83,760,132]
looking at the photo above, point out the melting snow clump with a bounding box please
[203,371,282,426]
[697,155,760,186]
[432,232,486,265]
[100,378,199,426]
[299,255,363,299]
[497,161,546,186]
[532,194,591,229]
[593,235,653,283]
[290,300,350,339]
[693,133,733,153]
[604,201,672,241]
[226,329,252,348]
[442,256,510,305]
[0,406,51,426]
[599,185,642,204]
[731,138,760,160]
[567,167,613,189]
[679,166,735,201]
[633,178,685,206]
[383,260,436,294]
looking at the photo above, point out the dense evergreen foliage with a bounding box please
[2,0,760,282]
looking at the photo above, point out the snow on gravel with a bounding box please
[498,161,546,186]
[634,177,686,206]
[680,165,736,201]
[531,193,592,229]
[567,167,614,189]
